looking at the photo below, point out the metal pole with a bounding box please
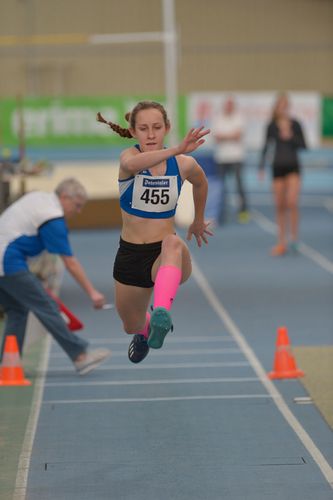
[162,0,178,146]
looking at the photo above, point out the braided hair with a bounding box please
[96,112,132,138]
[96,101,170,138]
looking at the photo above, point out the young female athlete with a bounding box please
[259,93,307,256]
[97,101,212,363]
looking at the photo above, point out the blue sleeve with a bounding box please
[38,218,73,256]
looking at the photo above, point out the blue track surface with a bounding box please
[19,165,333,499]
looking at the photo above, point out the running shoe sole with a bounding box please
[148,307,172,349]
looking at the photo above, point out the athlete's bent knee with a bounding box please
[162,234,182,253]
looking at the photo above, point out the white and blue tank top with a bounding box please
[119,145,183,219]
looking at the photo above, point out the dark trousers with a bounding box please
[215,161,248,223]
[0,271,88,361]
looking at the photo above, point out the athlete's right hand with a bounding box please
[176,127,210,155]
[187,219,213,247]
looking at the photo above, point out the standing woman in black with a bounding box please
[259,93,307,256]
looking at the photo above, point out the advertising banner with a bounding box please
[187,92,321,150]
[0,96,187,148]
[0,93,324,150]
[322,97,333,138]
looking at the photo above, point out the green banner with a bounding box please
[322,96,333,138]
[0,96,187,148]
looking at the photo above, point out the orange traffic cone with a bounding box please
[275,325,290,347]
[0,335,31,386]
[268,326,304,379]
[46,289,84,331]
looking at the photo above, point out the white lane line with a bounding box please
[298,242,333,274]
[252,208,333,275]
[191,258,333,487]
[13,337,51,500]
[44,376,260,387]
[251,208,276,233]
[47,361,250,372]
[88,335,235,344]
[49,347,241,359]
[43,394,272,405]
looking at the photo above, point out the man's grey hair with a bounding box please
[55,178,88,201]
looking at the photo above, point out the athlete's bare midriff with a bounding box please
[120,210,175,244]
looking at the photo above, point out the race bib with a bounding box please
[132,175,178,213]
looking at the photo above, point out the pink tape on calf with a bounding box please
[137,312,151,339]
[153,265,182,311]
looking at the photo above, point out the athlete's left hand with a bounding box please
[186,220,213,247]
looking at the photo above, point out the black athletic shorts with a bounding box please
[273,165,300,179]
[113,238,162,288]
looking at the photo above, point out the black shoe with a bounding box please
[128,334,149,364]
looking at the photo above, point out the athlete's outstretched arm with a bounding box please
[120,127,210,175]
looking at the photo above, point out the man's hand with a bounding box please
[186,220,214,247]
[90,289,106,309]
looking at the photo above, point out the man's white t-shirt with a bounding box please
[0,191,72,276]
[211,112,245,164]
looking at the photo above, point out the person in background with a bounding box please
[97,101,212,364]
[211,95,249,225]
[259,93,307,256]
[0,178,111,374]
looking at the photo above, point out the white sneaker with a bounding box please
[74,348,111,375]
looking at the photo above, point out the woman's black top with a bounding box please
[259,119,307,177]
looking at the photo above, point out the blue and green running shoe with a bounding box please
[148,307,173,349]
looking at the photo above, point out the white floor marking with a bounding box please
[44,376,260,387]
[298,242,333,275]
[252,208,333,275]
[89,335,235,344]
[47,360,249,371]
[250,208,276,234]
[49,347,241,359]
[13,337,51,500]
[191,258,333,487]
[44,394,272,404]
